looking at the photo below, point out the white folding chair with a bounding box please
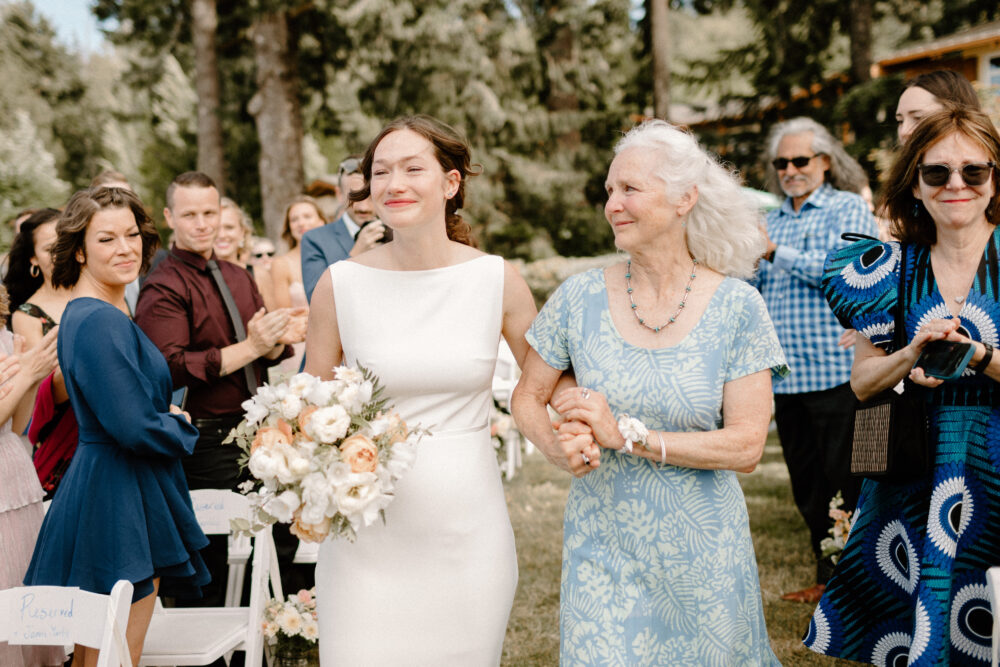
[183,489,254,608]
[139,490,274,666]
[988,566,1000,667]
[292,539,320,565]
[0,579,134,667]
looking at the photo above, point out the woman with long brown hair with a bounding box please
[305,115,537,664]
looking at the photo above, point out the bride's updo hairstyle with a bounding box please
[613,119,765,279]
[350,115,480,248]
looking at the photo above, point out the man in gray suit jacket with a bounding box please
[301,158,383,301]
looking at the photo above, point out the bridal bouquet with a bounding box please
[226,367,422,542]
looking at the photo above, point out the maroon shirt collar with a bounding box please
[169,245,216,271]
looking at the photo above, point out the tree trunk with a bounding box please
[650,0,671,120]
[248,9,304,241]
[190,0,227,191]
[848,0,873,83]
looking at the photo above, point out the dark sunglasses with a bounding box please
[771,154,823,171]
[917,162,995,187]
[252,250,275,259]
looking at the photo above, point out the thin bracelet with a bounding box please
[656,430,666,465]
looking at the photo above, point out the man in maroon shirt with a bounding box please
[135,171,305,611]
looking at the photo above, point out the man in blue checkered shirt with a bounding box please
[753,117,878,604]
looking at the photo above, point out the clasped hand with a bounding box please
[546,386,629,477]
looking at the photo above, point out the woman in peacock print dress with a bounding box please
[812,106,1000,665]
[512,120,787,666]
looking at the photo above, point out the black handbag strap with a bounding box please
[893,243,908,353]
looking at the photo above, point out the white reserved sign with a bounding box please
[5,586,102,644]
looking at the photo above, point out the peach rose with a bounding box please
[340,433,379,473]
[290,515,331,543]
[251,425,293,453]
[385,414,408,445]
[298,405,319,432]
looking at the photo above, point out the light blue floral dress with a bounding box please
[527,269,787,666]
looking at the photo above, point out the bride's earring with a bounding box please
[30,263,40,278]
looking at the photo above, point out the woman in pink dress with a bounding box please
[0,283,62,666]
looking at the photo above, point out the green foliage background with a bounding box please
[2,0,998,256]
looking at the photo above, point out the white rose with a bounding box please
[248,449,280,481]
[304,381,337,407]
[333,366,365,384]
[287,373,318,398]
[262,489,301,523]
[241,397,269,427]
[326,461,353,491]
[299,501,327,525]
[332,474,384,529]
[279,394,302,420]
[386,438,418,479]
[255,384,278,408]
[369,415,390,437]
[358,380,373,405]
[272,447,295,485]
[287,454,311,481]
[336,384,362,412]
[295,437,318,456]
[307,405,351,443]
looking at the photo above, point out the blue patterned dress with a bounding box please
[811,233,1000,665]
[527,270,787,666]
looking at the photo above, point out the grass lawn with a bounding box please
[501,433,858,666]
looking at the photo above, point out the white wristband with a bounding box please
[617,414,648,454]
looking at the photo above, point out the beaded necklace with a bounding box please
[625,259,698,333]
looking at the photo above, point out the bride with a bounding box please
[304,115,537,664]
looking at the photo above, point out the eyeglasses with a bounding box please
[917,162,995,187]
[771,154,823,171]
[252,250,275,259]
[337,158,362,177]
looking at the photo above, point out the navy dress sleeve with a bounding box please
[822,237,901,351]
[67,304,199,457]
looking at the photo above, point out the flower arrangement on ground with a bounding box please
[262,588,318,660]
[226,367,423,542]
[820,491,854,564]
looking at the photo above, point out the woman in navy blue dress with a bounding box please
[24,187,209,666]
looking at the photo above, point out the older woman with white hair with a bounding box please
[511,120,787,665]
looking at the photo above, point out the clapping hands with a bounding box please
[277,307,308,345]
[247,307,309,355]
[15,327,59,384]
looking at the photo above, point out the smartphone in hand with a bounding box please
[913,340,974,380]
[171,386,189,411]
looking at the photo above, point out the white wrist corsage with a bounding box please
[616,414,648,454]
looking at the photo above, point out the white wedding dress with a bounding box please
[316,255,518,666]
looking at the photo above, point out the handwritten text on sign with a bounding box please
[10,589,78,644]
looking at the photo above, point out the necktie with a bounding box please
[206,259,258,396]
